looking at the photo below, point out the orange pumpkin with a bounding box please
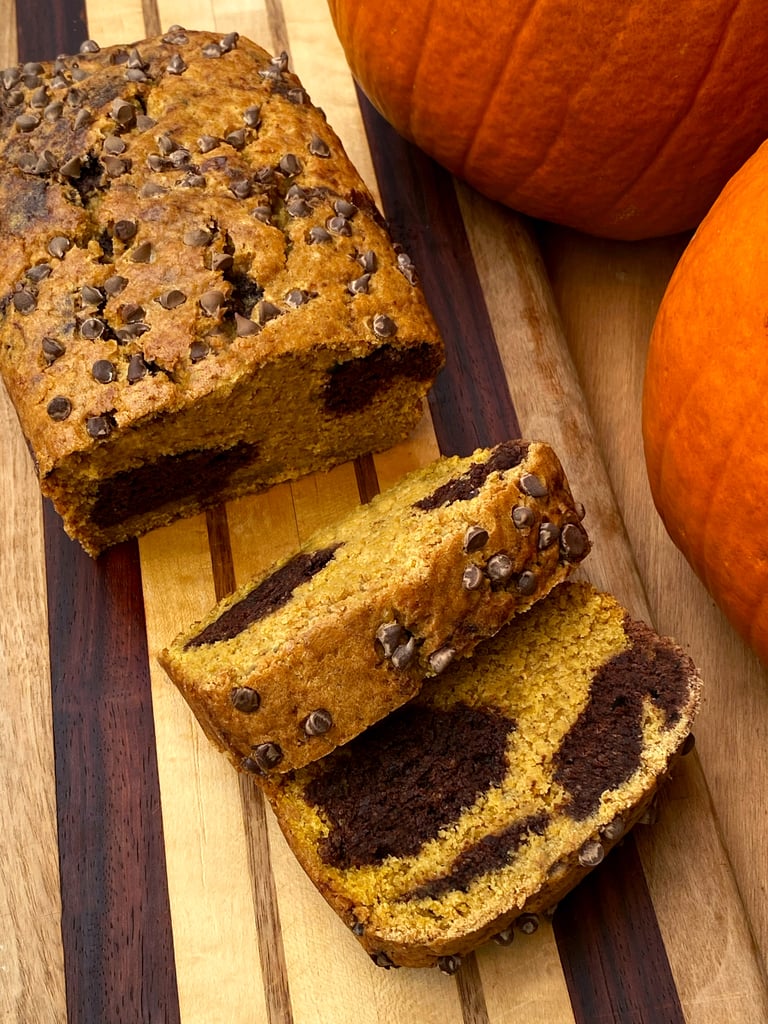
[642,139,768,663]
[328,0,768,239]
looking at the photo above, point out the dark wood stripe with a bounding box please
[206,505,238,598]
[25,6,181,1023]
[142,0,162,38]
[455,953,492,1024]
[354,453,381,504]
[43,505,181,1024]
[553,835,686,1024]
[356,88,522,458]
[358,88,686,1024]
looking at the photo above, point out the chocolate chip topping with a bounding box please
[243,742,283,774]
[462,563,484,590]
[47,395,71,420]
[186,545,342,647]
[305,702,514,869]
[86,413,115,439]
[538,521,560,550]
[511,505,535,529]
[519,472,548,498]
[560,522,590,562]
[42,336,65,363]
[487,553,513,583]
[230,686,261,713]
[463,524,489,553]
[92,359,116,383]
[303,708,333,737]
[554,618,695,819]
[413,441,529,511]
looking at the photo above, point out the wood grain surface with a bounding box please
[2,1,768,1022]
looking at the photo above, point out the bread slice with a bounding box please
[159,440,590,772]
[261,580,701,970]
[0,29,442,554]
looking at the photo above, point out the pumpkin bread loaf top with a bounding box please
[262,580,702,970]
[159,440,591,773]
[0,28,443,554]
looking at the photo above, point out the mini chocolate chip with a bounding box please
[120,302,146,323]
[81,285,104,305]
[396,252,418,284]
[278,153,301,176]
[211,253,233,272]
[348,273,370,295]
[183,228,212,246]
[351,920,365,937]
[327,215,351,235]
[492,927,515,947]
[86,413,115,438]
[511,505,535,529]
[104,275,128,295]
[230,179,251,199]
[462,563,483,590]
[235,313,259,336]
[80,317,105,340]
[270,51,289,71]
[33,151,58,175]
[110,98,135,126]
[66,86,85,108]
[391,636,418,670]
[286,196,311,217]
[47,395,71,420]
[48,236,71,261]
[157,289,186,309]
[578,840,604,868]
[370,952,396,970]
[256,300,281,325]
[575,501,586,521]
[308,226,331,244]
[198,134,219,153]
[42,336,65,363]
[285,288,311,307]
[463,525,489,553]
[334,198,357,219]
[130,241,153,263]
[80,39,100,53]
[202,42,223,58]
[12,290,36,314]
[601,816,625,842]
[639,798,659,826]
[254,165,274,184]
[538,521,560,550]
[104,156,129,177]
[288,88,307,105]
[375,621,407,658]
[303,708,333,736]
[92,359,116,383]
[230,686,261,713]
[44,101,64,122]
[221,31,239,51]
[103,135,127,155]
[167,54,187,75]
[163,26,189,45]
[428,646,455,675]
[243,104,261,127]
[358,250,378,273]
[372,314,396,338]
[59,155,82,176]
[17,154,38,173]
[189,340,209,362]
[127,353,148,383]
[519,472,548,498]
[437,955,462,976]
[169,147,191,168]
[15,113,40,132]
[179,172,206,189]
[30,85,48,107]
[560,522,589,561]
[200,290,225,316]
[147,153,167,172]
[516,570,537,595]
[487,553,514,582]
[116,322,150,341]
[308,134,330,158]
[2,67,20,89]
[136,114,157,131]
[246,742,283,773]
[26,263,52,283]
[73,109,91,130]
[7,90,24,108]
[517,913,539,935]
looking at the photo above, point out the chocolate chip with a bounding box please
[437,955,462,976]
[167,53,187,75]
[157,289,186,310]
[327,215,351,236]
[244,742,283,773]
[396,252,418,285]
[110,98,136,127]
[358,250,378,273]
[578,840,604,868]
[189,340,209,362]
[114,220,138,241]
[103,135,127,155]
[278,153,301,176]
[463,525,489,552]
[80,317,105,339]
[2,67,20,89]
[197,134,219,153]
[12,290,36,314]
[243,105,261,127]
[428,646,455,675]
[516,570,536,595]
[136,115,157,132]
[370,952,396,970]
[517,913,539,935]
[230,178,251,199]
[391,636,418,670]
[230,686,261,713]
[308,134,330,158]
[59,155,82,176]
[235,313,259,336]
[221,31,239,52]
[256,300,281,326]
[287,88,307,105]
[538,521,560,550]
[44,101,64,122]
[334,199,357,219]
[183,228,212,247]
[270,51,289,72]
[81,285,104,305]
[120,302,146,323]
[126,48,146,70]
[42,336,65,363]
[519,472,548,498]
[147,153,167,172]
[372,314,396,338]
[104,156,129,178]
[462,563,483,590]
[348,273,370,295]
[127,353,148,383]
[73,108,91,130]
[26,263,52,284]
[286,196,311,217]
[163,25,189,45]
[86,413,115,438]
[30,85,48,108]
[308,226,332,244]
[375,621,407,658]
[200,290,225,316]
[48,236,71,262]
[284,288,311,307]
[560,522,589,562]
[601,816,625,842]
[47,396,71,420]
[15,113,40,132]
[104,275,128,296]
[180,172,206,189]
[303,708,333,736]
[202,42,223,59]
[492,927,514,946]
[130,241,153,263]
[487,553,513,582]
[92,359,116,383]
[211,253,233,272]
[511,505,535,529]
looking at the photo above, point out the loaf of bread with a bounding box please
[159,440,591,772]
[0,28,443,555]
[262,580,702,971]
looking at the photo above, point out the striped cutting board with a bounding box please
[4,1,768,1022]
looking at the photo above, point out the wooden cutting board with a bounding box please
[3,1,768,1022]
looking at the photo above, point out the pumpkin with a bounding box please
[328,0,768,239]
[642,139,768,664]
